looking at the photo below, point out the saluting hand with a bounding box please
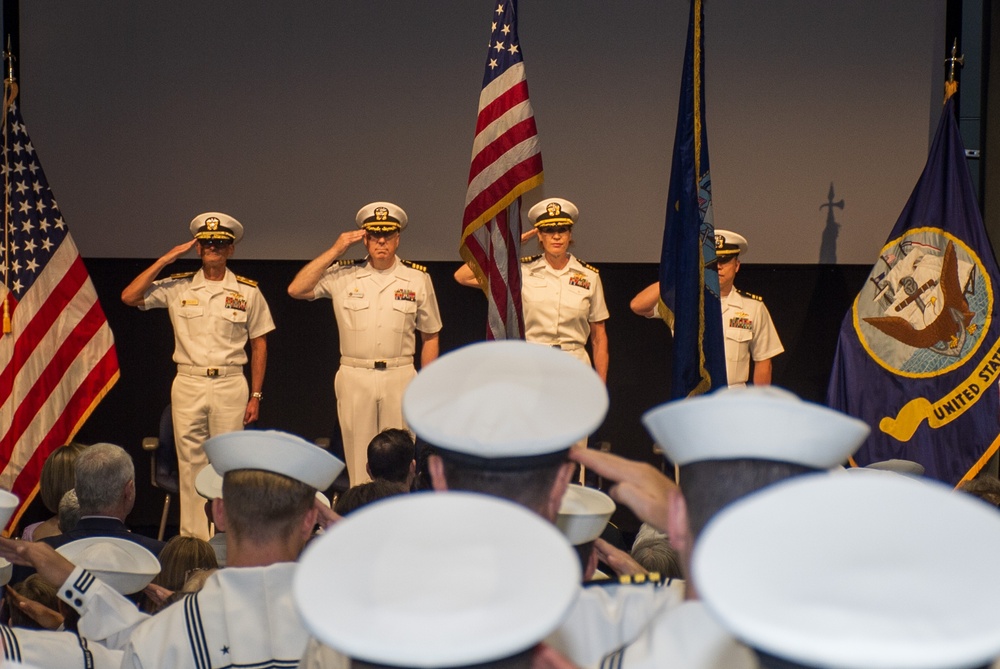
[520,228,539,243]
[162,239,197,264]
[331,229,367,257]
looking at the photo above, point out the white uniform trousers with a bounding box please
[334,362,416,486]
[171,372,247,539]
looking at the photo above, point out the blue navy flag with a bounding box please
[827,96,1000,485]
[658,0,727,399]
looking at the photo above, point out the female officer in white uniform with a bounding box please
[455,198,609,383]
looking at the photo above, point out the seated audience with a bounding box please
[333,480,408,517]
[365,428,416,487]
[142,536,218,613]
[21,442,87,542]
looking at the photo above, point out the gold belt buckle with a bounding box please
[374,360,388,370]
[206,368,220,377]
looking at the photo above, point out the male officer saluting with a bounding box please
[630,229,782,387]
[121,212,274,540]
[288,202,442,486]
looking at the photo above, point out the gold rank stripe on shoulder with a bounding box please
[235,275,259,287]
[337,259,363,267]
[168,271,197,280]
[737,288,763,301]
[582,572,670,588]
[521,254,542,264]
[577,260,599,274]
[401,259,428,273]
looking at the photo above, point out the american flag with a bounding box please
[0,86,119,529]
[459,0,543,340]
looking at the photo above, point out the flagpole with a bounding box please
[1,36,14,334]
[944,38,963,102]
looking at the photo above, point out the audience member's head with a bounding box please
[295,492,580,669]
[39,442,87,514]
[73,442,136,519]
[7,574,60,629]
[366,428,415,485]
[412,438,435,492]
[403,341,608,521]
[959,474,1000,507]
[204,430,345,562]
[153,535,219,593]
[694,473,1000,669]
[334,480,408,517]
[57,488,80,533]
[630,537,683,580]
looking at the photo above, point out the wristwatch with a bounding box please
[251,392,263,401]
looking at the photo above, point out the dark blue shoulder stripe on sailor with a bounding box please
[0,625,21,662]
[185,594,211,669]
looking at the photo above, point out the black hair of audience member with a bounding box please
[959,474,1000,507]
[630,537,683,580]
[412,439,436,492]
[352,646,533,669]
[7,574,60,629]
[679,459,816,540]
[438,457,567,516]
[334,480,409,517]
[367,428,415,484]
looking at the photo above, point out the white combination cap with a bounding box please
[713,229,748,257]
[403,341,608,467]
[294,491,580,668]
[355,201,407,232]
[204,430,345,491]
[528,198,579,228]
[56,537,160,595]
[189,211,244,243]
[694,472,1000,669]
[643,386,869,468]
[556,484,616,546]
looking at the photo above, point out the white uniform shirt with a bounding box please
[60,563,309,669]
[312,256,442,360]
[521,255,609,349]
[603,600,758,669]
[0,624,123,669]
[142,268,275,366]
[722,289,782,387]
[545,579,686,668]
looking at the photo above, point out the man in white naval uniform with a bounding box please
[288,201,441,486]
[569,387,870,669]
[0,430,345,669]
[629,229,782,387]
[121,212,275,539]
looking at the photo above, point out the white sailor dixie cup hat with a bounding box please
[643,386,870,469]
[557,484,616,546]
[204,430,345,492]
[294,491,581,668]
[713,229,748,258]
[356,201,408,233]
[189,212,244,243]
[56,537,161,594]
[693,473,1000,669]
[528,198,579,229]
[403,340,608,468]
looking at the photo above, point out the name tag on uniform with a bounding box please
[729,312,753,330]
[225,293,247,312]
[394,289,416,302]
[568,273,590,290]
[181,299,199,306]
[348,288,364,299]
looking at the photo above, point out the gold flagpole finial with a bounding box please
[944,38,964,101]
[3,35,14,86]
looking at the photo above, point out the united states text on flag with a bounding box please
[658,0,727,399]
[0,82,119,528]
[459,0,543,340]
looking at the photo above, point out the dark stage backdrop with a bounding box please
[14,258,869,538]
